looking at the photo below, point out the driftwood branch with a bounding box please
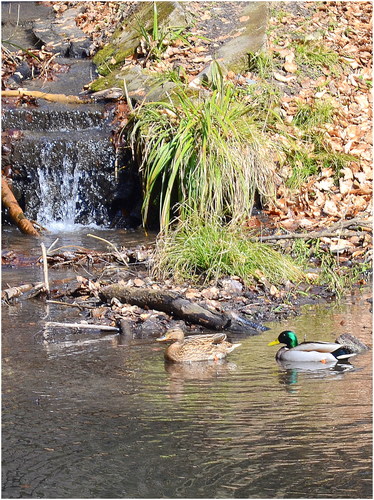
[2,283,35,301]
[2,89,90,104]
[255,230,367,242]
[99,284,267,334]
[2,277,75,302]
[44,322,119,332]
[253,218,372,242]
[2,177,40,236]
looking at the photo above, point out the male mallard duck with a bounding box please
[156,327,241,363]
[268,330,356,363]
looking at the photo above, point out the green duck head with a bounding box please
[268,330,299,348]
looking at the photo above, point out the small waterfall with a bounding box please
[36,155,83,231]
[3,104,118,231]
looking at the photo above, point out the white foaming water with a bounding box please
[36,142,105,232]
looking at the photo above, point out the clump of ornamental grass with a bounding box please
[153,214,305,287]
[126,62,276,231]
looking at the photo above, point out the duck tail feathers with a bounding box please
[334,350,357,360]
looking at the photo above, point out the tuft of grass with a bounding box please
[126,62,276,231]
[247,51,276,79]
[240,80,283,126]
[135,2,190,64]
[282,137,319,189]
[293,39,340,74]
[293,100,334,129]
[279,101,356,189]
[153,215,305,286]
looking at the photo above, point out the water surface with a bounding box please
[2,237,372,498]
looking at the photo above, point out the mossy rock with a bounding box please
[216,2,268,73]
[92,2,189,76]
[90,1,268,102]
[90,65,177,102]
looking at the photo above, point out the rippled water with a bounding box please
[2,232,372,498]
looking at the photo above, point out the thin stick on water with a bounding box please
[44,322,120,332]
[87,233,118,251]
[47,238,59,254]
[41,242,50,295]
[87,233,128,266]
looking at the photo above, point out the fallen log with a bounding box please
[99,284,267,334]
[1,89,90,104]
[2,177,40,236]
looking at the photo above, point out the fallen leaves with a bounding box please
[265,1,372,239]
[273,72,296,83]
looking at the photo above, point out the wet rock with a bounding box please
[6,62,32,89]
[219,278,243,295]
[33,7,91,57]
[118,318,136,338]
[140,314,168,337]
[336,333,370,353]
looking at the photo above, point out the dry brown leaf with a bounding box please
[283,61,298,73]
[339,178,353,195]
[354,94,369,109]
[315,178,334,191]
[323,199,339,216]
[274,72,296,83]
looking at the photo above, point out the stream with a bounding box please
[2,227,372,498]
[1,3,372,496]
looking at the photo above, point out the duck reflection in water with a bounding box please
[163,359,237,401]
[276,362,355,393]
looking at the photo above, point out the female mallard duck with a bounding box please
[268,330,356,363]
[157,327,241,363]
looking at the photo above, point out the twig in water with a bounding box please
[45,321,119,332]
[46,300,96,310]
[87,233,128,266]
[41,242,50,296]
[47,238,59,254]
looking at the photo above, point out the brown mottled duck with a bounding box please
[156,327,241,363]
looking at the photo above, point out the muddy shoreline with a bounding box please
[2,242,372,340]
